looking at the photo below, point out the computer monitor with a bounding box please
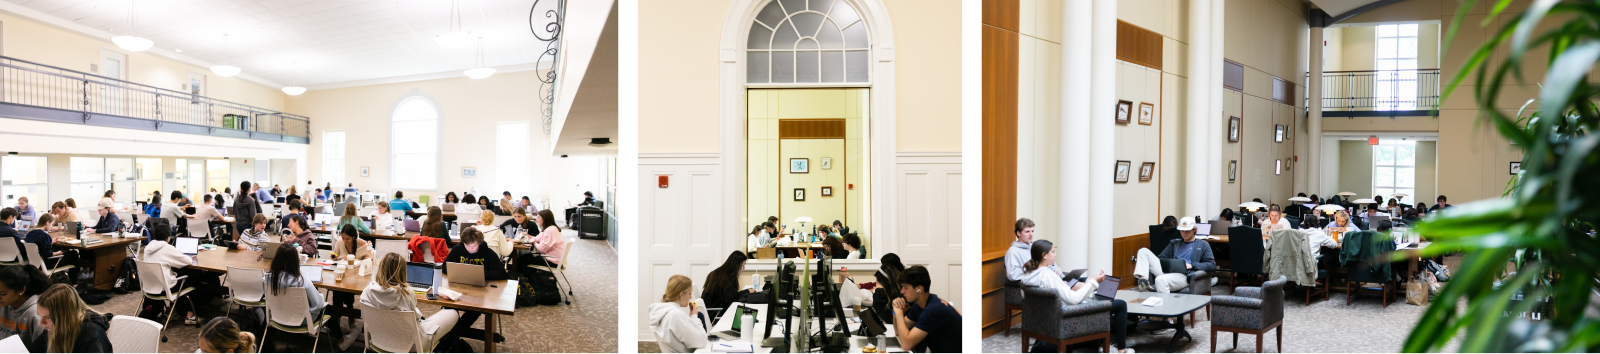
[276,196,286,204]
[762,260,794,347]
[809,256,848,350]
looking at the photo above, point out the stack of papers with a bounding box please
[0,334,28,353]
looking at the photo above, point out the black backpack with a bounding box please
[75,283,114,305]
[112,257,139,294]
[516,267,562,306]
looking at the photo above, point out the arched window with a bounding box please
[746,0,870,84]
[391,95,439,189]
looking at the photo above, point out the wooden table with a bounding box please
[307,224,419,241]
[191,248,518,352]
[51,231,143,290]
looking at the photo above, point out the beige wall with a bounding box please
[1337,141,1374,197]
[746,89,866,239]
[637,0,961,153]
[1328,24,1440,72]
[0,13,288,112]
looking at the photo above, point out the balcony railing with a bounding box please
[1313,69,1440,116]
[0,55,309,143]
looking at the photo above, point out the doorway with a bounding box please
[746,88,870,254]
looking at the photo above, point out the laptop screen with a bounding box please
[406,263,435,286]
[175,237,200,255]
[1194,223,1212,236]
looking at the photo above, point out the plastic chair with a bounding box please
[23,243,74,280]
[419,239,436,263]
[225,266,268,322]
[107,315,164,353]
[418,195,430,206]
[527,236,576,305]
[359,303,432,353]
[0,240,23,265]
[135,260,195,342]
[186,217,211,240]
[262,285,330,353]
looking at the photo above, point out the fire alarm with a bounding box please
[658,175,669,188]
[847,184,854,190]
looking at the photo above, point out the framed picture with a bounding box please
[1115,100,1133,124]
[1139,162,1155,182]
[1114,160,1131,183]
[462,167,476,178]
[1275,124,1285,143]
[793,188,806,201]
[360,167,369,177]
[821,186,833,196]
[789,158,809,174]
[820,157,832,170]
[1510,161,1522,175]
[1229,160,1237,183]
[1276,159,1282,175]
[1228,116,1241,142]
[1138,102,1155,125]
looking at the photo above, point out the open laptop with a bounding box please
[261,242,283,259]
[406,262,436,292]
[445,262,487,287]
[1194,223,1212,236]
[175,237,201,255]
[1094,276,1122,299]
[711,306,748,340]
[299,266,323,283]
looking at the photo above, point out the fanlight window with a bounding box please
[747,0,870,84]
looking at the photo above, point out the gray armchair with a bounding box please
[1002,281,1022,337]
[1210,276,1287,353]
[1020,286,1112,353]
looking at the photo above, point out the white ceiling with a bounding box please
[1308,0,1386,19]
[6,0,556,86]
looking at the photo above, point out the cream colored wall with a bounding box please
[778,139,847,229]
[287,70,580,205]
[0,13,287,112]
[1223,0,1306,211]
[1337,141,1373,197]
[1329,24,1440,72]
[637,0,960,153]
[747,89,866,241]
[1415,141,1437,205]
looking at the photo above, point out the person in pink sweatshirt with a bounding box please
[520,209,566,267]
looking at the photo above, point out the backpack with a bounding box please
[516,267,561,306]
[112,257,139,294]
[75,283,114,305]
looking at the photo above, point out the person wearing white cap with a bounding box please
[1005,218,1060,282]
[1130,217,1216,293]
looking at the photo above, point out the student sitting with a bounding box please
[891,265,962,353]
[1020,240,1132,353]
[417,207,443,234]
[143,225,201,324]
[700,251,755,316]
[371,202,396,234]
[1005,218,1059,282]
[498,192,516,216]
[438,228,506,347]
[518,210,566,268]
[282,214,319,258]
[26,284,112,353]
[475,196,494,217]
[500,208,536,234]
[0,208,17,241]
[0,265,49,346]
[1130,217,1216,293]
[198,317,256,353]
[841,234,863,260]
[336,203,371,235]
[280,200,305,232]
[266,244,326,321]
[48,202,78,229]
[14,197,36,224]
[1259,204,1292,235]
[89,205,121,233]
[456,193,482,217]
[23,215,79,279]
[237,215,271,252]
[648,275,708,353]
[471,211,514,258]
[872,253,906,324]
[388,192,414,215]
[352,253,461,351]
[331,224,374,350]
[822,237,846,259]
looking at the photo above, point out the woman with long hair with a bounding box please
[357,253,460,352]
[700,251,752,315]
[648,275,708,353]
[372,202,396,234]
[198,317,256,353]
[519,209,567,268]
[267,243,325,319]
[872,253,906,323]
[443,192,459,204]
[1161,215,1180,231]
[28,284,112,353]
[822,236,846,259]
[284,214,318,257]
[418,206,444,234]
[331,225,377,349]
[336,203,372,235]
[1020,240,1132,353]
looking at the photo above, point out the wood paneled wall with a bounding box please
[1271,77,1296,105]
[778,119,847,139]
[980,0,1019,339]
[1111,233,1150,289]
[1116,20,1163,70]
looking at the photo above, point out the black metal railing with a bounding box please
[0,55,309,140]
[1315,69,1441,111]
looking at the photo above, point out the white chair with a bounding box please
[225,267,268,322]
[358,303,431,353]
[0,240,23,265]
[526,236,576,305]
[186,217,211,239]
[134,260,194,342]
[107,315,163,353]
[22,243,73,279]
[262,285,330,353]
[419,239,436,263]
[374,239,409,261]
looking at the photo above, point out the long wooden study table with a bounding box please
[50,231,143,290]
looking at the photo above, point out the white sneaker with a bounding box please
[338,328,362,351]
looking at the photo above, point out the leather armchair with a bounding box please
[1020,286,1112,353]
[1211,276,1287,353]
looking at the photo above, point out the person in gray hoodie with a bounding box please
[349,253,460,352]
[648,275,707,353]
[0,264,48,346]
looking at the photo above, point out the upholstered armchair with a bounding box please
[1002,281,1022,336]
[1020,286,1112,353]
[1211,276,1287,353]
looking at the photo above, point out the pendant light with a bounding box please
[463,37,495,79]
[435,0,473,48]
[111,0,153,52]
[281,61,306,96]
[210,34,241,77]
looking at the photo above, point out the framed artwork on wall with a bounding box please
[1287,125,1293,140]
[1276,159,1282,175]
[789,158,809,174]
[1229,160,1237,183]
[793,188,806,201]
[1114,160,1131,183]
[821,186,833,196]
[1229,116,1241,142]
[1275,124,1285,143]
[1510,161,1522,175]
[1139,162,1155,182]
[1138,102,1154,125]
[820,157,832,170]
[462,167,476,178]
[1116,100,1133,124]
[360,167,369,177]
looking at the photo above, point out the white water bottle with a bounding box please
[741,312,756,344]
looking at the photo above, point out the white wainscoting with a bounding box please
[638,153,725,341]
[892,152,964,311]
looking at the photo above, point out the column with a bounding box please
[1088,0,1116,271]
[1186,0,1211,218]
[1308,26,1324,197]
[1059,0,1092,270]
[1210,0,1225,213]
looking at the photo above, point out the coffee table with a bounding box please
[1116,290,1211,351]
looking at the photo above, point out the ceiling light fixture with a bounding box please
[210,34,241,77]
[281,61,306,95]
[588,138,614,147]
[464,37,495,79]
[111,0,153,52]
[434,0,473,48]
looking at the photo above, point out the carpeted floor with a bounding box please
[982,255,1465,353]
[87,230,618,353]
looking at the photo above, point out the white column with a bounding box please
[1210,0,1225,213]
[1186,0,1211,218]
[1088,0,1116,272]
[1059,0,1092,270]
[1309,26,1324,197]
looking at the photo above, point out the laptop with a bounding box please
[445,262,487,287]
[1094,276,1122,300]
[175,237,200,255]
[299,266,323,283]
[1062,268,1089,287]
[712,306,748,340]
[406,262,436,292]
[1194,223,1212,236]
[261,242,283,259]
